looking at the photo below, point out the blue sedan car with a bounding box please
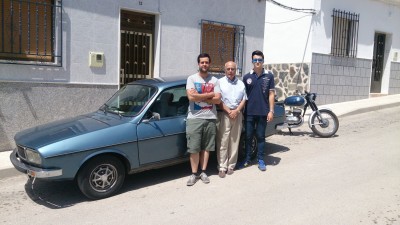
[10,76,285,199]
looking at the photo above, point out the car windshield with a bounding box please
[101,84,157,116]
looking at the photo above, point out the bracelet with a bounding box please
[269,110,274,114]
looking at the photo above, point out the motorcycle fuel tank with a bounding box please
[284,96,306,107]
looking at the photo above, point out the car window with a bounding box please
[150,85,189,118]
[103,84,157,116]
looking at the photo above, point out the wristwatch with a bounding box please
[269,110,274,114]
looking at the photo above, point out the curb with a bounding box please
[0,167,20,179]
[339,102,400,118]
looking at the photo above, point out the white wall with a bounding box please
[265,0,400,64]
[0,0,155,85]
[0,0,266,83]
[312,0,400,93]
[264,0,316,64]
[312,0,400,59]
[159,0,266,76]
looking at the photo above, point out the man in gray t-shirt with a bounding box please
[185,53,221,186]
[186,74,220,119]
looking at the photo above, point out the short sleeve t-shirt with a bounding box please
[243,69,275,116]
[186,73,221,120]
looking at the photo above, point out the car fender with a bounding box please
[76,148,132,178]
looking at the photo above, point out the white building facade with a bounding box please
[0,0,267,152]
[264,0,400,103]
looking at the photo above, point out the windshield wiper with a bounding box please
[101,104,109,114]
[108,106,123,118]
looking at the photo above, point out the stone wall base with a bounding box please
[0,82,117,152]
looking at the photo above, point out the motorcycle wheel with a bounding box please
[310,109,339,137]
[238,133,257,161]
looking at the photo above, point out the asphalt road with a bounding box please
[1,106,399,225]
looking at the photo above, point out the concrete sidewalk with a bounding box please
[322,94,400,118]
[1,94,400,175]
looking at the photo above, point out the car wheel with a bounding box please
[77,155,126,200]
[239,133,258,161]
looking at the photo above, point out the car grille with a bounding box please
[16,145,27,160]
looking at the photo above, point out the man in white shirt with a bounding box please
[216,61,247,177]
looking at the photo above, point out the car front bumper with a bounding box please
[10,149,62,178]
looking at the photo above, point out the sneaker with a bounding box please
[258,160,266,171]
[227,169,234,175]
[199,172,210,184]
[218,170,226,178]
[237,160,251,169]
[186,174,198,186]
[243,161,251,167]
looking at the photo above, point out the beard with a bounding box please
[199,66,209,73]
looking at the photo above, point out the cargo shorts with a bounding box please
[186,118,216,154]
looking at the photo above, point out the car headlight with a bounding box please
[25,148,42,164]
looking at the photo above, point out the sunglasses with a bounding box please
[252,58,264,63]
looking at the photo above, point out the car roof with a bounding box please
[130,76,187,88]
[128,74,226,88]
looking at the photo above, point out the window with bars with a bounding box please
[200,20,244,75]
[0,0,62,66]
[331,9,359,58]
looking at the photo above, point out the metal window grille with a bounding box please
[0,0,62,66]
[119,10,154,87]
[331,9,359,58]
[200,20,245,75]
[120,31,152,85]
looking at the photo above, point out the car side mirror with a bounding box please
[152,112,160,120]
[143,112,161,123]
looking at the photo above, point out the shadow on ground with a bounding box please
[277,130,339,138]
[23,142,289,209]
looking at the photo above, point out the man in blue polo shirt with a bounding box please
[242,50,275,171]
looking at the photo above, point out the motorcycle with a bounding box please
[238,91,339,161]
[277,91,339,137]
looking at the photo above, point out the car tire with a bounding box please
[239,133,257,161]
[77,155,126,200]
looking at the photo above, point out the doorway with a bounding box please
[120,11,155,87]
[370,33,386,93]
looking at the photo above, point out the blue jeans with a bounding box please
[245,115,267,162]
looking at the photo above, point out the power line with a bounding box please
[265,14,312,24]
[266,0,317,14]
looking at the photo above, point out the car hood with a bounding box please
[14,112,136,156]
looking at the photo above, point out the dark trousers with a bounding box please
[245,115,267,162]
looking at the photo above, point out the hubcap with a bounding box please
[89,164,118,192]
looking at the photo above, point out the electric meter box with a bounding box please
[89,52,104,67]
